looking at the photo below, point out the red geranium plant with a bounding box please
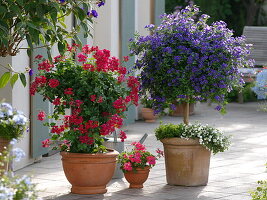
[117,142,164,172]
[31,44,140,153]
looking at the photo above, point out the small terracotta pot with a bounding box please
[170,103,195,117]
[141,108,157,122]
[0,138,10,173]
[124,166,150,188]
[61,150,118,194]
[161,138,211,186]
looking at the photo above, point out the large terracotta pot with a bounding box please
[124,166,150,188]
[0,138,10,173]
[161,138,211,186]
[141,108,157,122]
[61,149,119,194]
[170,103,195,117]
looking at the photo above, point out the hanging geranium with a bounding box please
[31,44,139,153]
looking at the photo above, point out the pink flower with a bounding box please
[90,95,97,102]
[42,139,51,148]
[48,79,60,88]
[156,148,164,157]
[37,111,46,121]
[77,53,87,62]
[147,156,156,165]
[97,96,103,103]
[131,142,146,151]
[119,130,127,142]
[123,162,133,171]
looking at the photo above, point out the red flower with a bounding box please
[77,53,87,62]
[82,45,91,54]
[37,111,46,121]
[97,96,103,103]
[123,56,129,62]
[79,135,94,145]
[52,98,61,105]
[35,55,43,59]
[147,156,156,165]
[51,125,65,134]
[48,79,60,88]
[42,139,51,148]
[90,95,97,102]
[119,130,127,142]
[64,88,73,95]
[38,60,54,71]
[83,63,95,71]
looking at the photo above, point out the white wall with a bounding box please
[0,40,33,170]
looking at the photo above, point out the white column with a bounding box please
[93,0,119,57]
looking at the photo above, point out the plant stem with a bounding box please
[183,101,189,125]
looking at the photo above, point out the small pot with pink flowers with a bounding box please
[117,142,163,188]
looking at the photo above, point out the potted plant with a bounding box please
[140,96,158,122]
[0,139,39,199]
[129,5,253,186]
[117,142,163,188]
[155,123,230,185]
[30,44,139,194]
[0,102,28,171]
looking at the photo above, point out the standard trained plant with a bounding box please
[0,103,28,140]
[129,5,253,124]
[31,44,139,153]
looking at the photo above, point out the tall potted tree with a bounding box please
[31,44,139,194]
[129,5,253,186]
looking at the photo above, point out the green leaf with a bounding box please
[58,41,66,55]
[19,73,27,87]
[10,73,19,88]
[0,72,11,88]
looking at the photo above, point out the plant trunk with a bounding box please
[183,102,190,125]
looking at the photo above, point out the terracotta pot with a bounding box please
[0,138,10,173]
[141,108,157,122]
[161,138,211,186]
[170,103,195,117]
[61,149,118,194]
[124,166,150,188]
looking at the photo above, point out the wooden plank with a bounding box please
[243,26,267,66]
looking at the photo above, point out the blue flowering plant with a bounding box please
[0,103,28,140]
[129,5,253,124]
[0,139,39,200]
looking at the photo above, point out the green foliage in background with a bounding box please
[165,0,267,36]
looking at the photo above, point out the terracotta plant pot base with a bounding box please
[141,108,157,123]
[61,150,118,195]
[124,167,150,189]
[71,186,107,195]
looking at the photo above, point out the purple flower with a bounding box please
[215,105,222,111]
[98,1,105,7]
[29,69,34,76]
[88,10,98,18]
[170,104,176,111]
[59,0,66,3]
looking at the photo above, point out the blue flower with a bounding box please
[89,10,98,18]
[29,69,34,76]
[12,114,27,125]
[98,1,105,7]
[12,148,26,162]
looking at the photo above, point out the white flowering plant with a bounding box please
[155,123,231,154]
[0,139,40,200]
[0,103,28,140]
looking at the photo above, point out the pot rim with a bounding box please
[60,149,119,158]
